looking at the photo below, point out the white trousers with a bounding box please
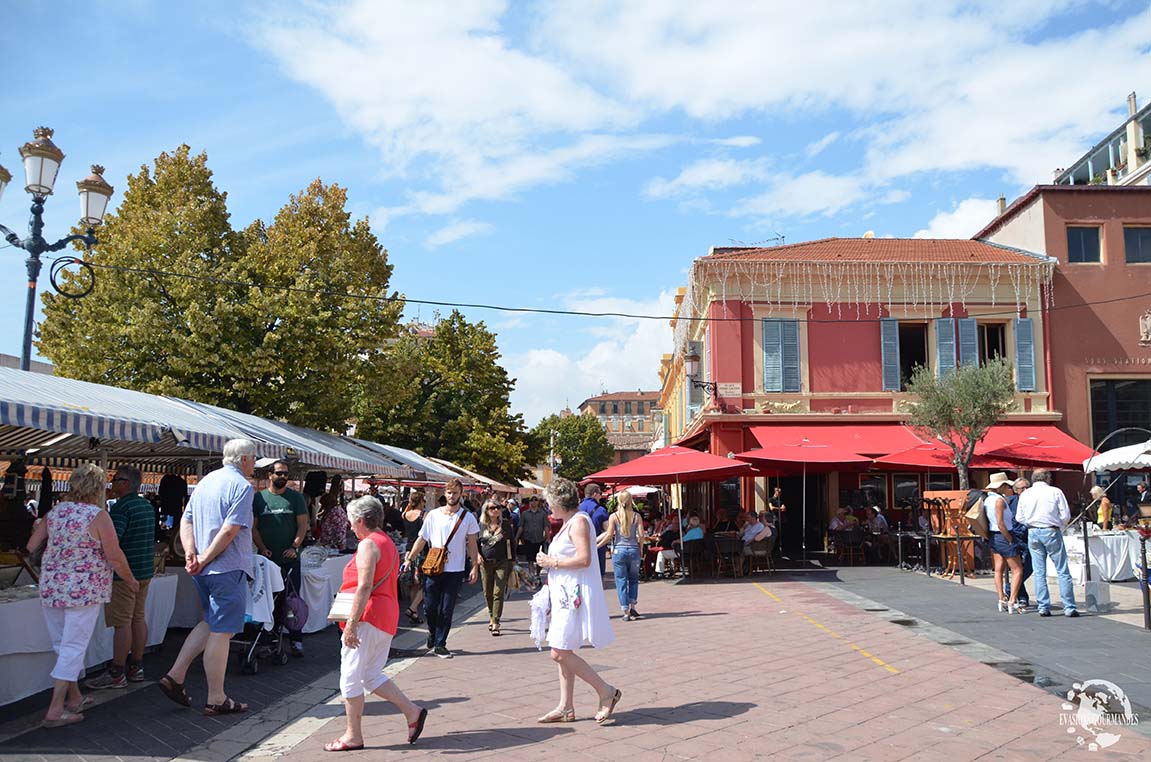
[42,604,102,682]
[339,622,393,698]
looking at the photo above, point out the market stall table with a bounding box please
[168,553,350,633]
[1048,530,1143,583]
[0,573,177,707]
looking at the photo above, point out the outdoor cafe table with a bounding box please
[1050,530,1143,583]
[0,573,177,707]
[169,553,350,633]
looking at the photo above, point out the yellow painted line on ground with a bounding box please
[753,583,900,674]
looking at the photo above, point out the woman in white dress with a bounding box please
[535,477,621,724]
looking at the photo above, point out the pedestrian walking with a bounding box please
[326,496,427,750]
[579,483,610,576]
[26,463,139,727]
[536,477,621,724]
[517,495,551,581]
[1015,468,1078,618]
[401,478,480,658]
[158,438,257,714]
[400,491,427,624]
[479,500,515,636]
[86,465,155,689]
[252,459,309,657]
[596,490,643,621]
[983,473,1025,614]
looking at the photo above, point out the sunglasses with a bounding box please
[272,471,289,476]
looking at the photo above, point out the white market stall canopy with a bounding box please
[348,439,466,485]
[1083,440,1151,472]
[430,456,518,493]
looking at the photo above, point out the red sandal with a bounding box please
[408,707,428,744]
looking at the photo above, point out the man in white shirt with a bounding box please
[740,515,765,546]
[1014,468,1077,618]
[402,478,481,658]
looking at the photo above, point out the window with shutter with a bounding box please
[763,319,800,393]
[1014,317,1035,391]
[958,318,978,367]
[881,319,900,391]
[935,318,956,377]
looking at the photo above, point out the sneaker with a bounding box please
[125,664,145,683]
[1065,610,1080,618]
[433,646,453,659]
[290,641,304,657]
[1038,610,1052,617]
[629,608,642,620]
[85,671,127,690]
[621,612,632,621]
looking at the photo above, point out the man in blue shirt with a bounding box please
[579,484,610,575]
[159,439,257,715]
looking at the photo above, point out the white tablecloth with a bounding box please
[1048,530,1144,583]
[169,553,351,634]
[0,573,177,706]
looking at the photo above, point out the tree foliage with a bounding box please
[354,311,532,484]
[905,358,1017,489]
[530,411,614,481]
[39,145,403,431]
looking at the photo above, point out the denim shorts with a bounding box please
[989,532,1019,558]
[192,570,247,633]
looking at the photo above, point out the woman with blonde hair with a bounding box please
[27,463,139,727]
[1091,485,1113,531]
[478,500,515,635]
[597,490,644,620]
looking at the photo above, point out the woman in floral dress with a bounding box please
[27,463,139,727]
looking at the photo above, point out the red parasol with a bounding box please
[584,445,754,486]
[874,442,1019,471]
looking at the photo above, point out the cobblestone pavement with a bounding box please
[7,569,1149,761]
[255,572,1151,762]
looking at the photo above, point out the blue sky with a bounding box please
[3,0,1150,425]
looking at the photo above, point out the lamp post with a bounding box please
[684,350,718,400]
[0,128,114,371]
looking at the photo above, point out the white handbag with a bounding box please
[327,570,389,622]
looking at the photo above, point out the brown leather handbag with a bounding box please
[421,510,466,576]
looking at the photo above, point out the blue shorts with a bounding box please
[192,570,247,633]
[989,532,1019,558]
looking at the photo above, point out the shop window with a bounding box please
[1067,226,1101,263]
[926,473,955,492]
[893,474,921,511]
[859,474,888,510]
[1091,379,1151,450]
[1124,227,1151,263]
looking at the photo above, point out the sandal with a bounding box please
[537,708,575,723]
[407,707,428,744]
[41,710,85,728]
[595,688,622,724]
[203,697,248,716]
[66,696,94,713]
[491,624,501,637]
[158,675,191,708]
[324,738,365,752]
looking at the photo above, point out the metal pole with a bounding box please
[925,522,932,577]
[1082,518,1093,583]
[1140,537,1150,631]
[801,461,807,561]
[21,250,43,372]
[955,521,965,586]
[897,521,903,570]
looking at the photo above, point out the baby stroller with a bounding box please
[232,563,308,675]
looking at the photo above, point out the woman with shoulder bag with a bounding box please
[479,500,515,636]
[326,496,427,751]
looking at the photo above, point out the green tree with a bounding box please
[531,412,614,481]
[905,358,1017,489]
[354,311,532,484]
[40,146,402,431]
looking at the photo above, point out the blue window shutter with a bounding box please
[781,320,801,393]
[881,319,900,391]
[958,318,978,367]
[1015,318,1035,391]
[763,320,783,392]
[936,318,956,377]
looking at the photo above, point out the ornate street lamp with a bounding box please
[684,350,717,399]
[0,128,114,371]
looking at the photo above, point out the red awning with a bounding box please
[735,442,872,474]
[583,445,755,485]
[977,424,1095,469]
[750,424,925,457]
[873,443,1020,471]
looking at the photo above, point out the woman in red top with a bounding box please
[326,496,427,751]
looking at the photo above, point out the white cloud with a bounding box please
[644,157,770,199]
[253,1,1151,225]
[914,197,1000,239]
[731,171,867,218]
[805,131,840,157]
[507,290,676,425]
[424,219,495,248]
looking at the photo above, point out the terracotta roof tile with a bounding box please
[707,237,1046,264]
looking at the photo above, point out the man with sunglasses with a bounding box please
[253,460,309,656]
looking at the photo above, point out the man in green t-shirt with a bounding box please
[253,460,309,656]
[86,465,156,689]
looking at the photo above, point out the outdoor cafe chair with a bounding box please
[713,535,744,578]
